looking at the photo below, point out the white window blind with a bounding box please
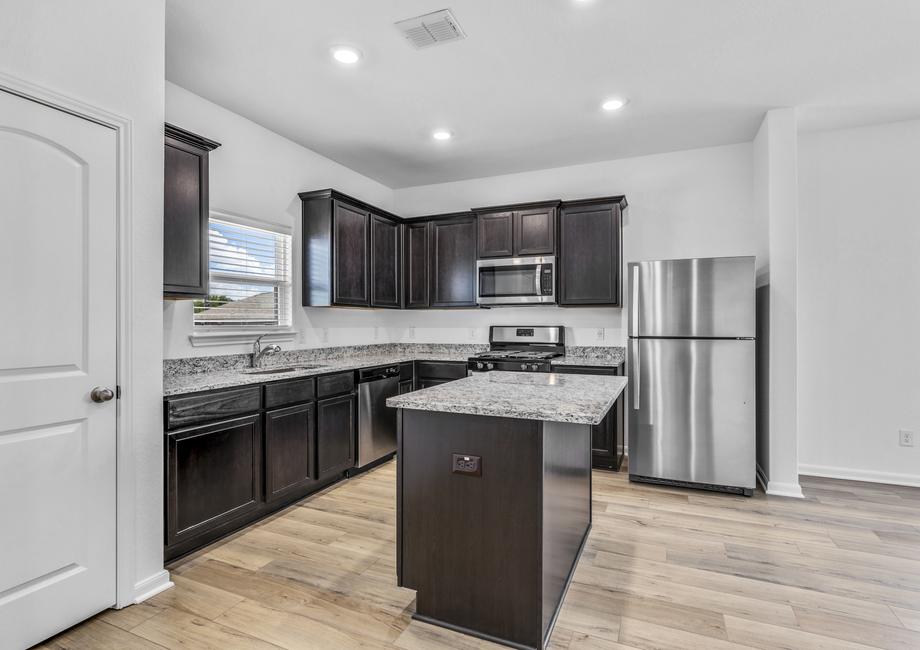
[194,218,292,328]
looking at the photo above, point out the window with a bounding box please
[194,218,292,328]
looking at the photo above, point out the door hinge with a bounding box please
[116,385,122,399]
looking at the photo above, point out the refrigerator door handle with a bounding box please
[631,265,639,335]
[632,337,640,410]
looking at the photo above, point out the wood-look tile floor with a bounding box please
[38,462,920,650]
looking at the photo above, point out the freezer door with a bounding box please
[628,257,755,338]
[628,338,755,490]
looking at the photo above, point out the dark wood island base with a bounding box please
[396,408,593,650]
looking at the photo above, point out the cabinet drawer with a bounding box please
[551,364,621,376]
[264,378,315,408]
[316,371,356,398]
[166,386,262,430]
[416,361,467,381]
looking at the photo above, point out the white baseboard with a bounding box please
[765,480,804,499]
[133,569,173,604]
[799,464,920,488]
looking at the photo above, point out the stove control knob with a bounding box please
[486,363,495,370]
[530,363,540,371]
[476,362,484,370]
[520,363,527,370]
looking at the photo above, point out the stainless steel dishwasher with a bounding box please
[356,364,400,470]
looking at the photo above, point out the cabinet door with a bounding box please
[333,200,369,306]
[404,221,430,308]
[264,403,316,504]
[166,414,261,548]
[418,378,451,389]
[477,211,514,258]
[430,217,477,307]
[398,379,414,395]
[163,137,209,297]
[514,207,555,256]
[317,394,356,479]
[559,202,621,306]
[371,214,400,308]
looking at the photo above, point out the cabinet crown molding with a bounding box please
[164,123,221,151]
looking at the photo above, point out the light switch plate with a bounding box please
[900,430,915,447]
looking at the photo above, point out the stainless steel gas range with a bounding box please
[467,325,565,374]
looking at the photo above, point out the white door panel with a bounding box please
[0,89,117,649]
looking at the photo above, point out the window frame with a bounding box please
[188,210,295,346]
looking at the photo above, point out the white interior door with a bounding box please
[0,89,118,649]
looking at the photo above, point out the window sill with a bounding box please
[188,329,297,348]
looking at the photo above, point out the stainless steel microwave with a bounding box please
[476,255,556,305]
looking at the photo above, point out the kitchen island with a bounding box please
[387,371,628,650]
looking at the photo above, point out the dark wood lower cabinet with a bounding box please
[398,379,414,394]
[551,364,625,470]
[165,375,357,561]
[264,402,316,504]
[415,360,467,389]
[165,414,262,553]
[317,394,357,479]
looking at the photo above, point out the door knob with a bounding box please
[90,386,115,403]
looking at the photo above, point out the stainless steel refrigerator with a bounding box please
[627,256,755,495]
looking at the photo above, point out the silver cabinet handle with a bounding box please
[90,386,114,403]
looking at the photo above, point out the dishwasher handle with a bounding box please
[358,365,400,382]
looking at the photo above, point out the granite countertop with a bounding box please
[551,356,624,368]
[163,343,626,397]
[163,352,472,397]
[386,371,628,425]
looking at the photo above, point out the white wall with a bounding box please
[1,0,167,602]
[393,142,764,346]
[797,119,920,486]
[754,108,803,498]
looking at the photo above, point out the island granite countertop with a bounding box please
[386,370,628,425]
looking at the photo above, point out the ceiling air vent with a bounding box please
[395,9,466,49]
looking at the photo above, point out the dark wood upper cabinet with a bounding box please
[477,212,514,258]
[515,207,555,256]
[475,201,559,259]
[558,197,627,306]
[429,214,478,308]
[300,189,402,308]
[404,221,430,308]
[264,402,317,504]
[370,214,401,308]
[163,124,220,298]
[333,200,369,306]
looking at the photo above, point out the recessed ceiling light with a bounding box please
[331,46,361,65]
[432,129,453,141]
[602,98,628,111]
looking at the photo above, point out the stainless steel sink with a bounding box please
[240,364,326,375]
[240,367,299,375]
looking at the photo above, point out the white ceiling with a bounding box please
[166,0,920,188]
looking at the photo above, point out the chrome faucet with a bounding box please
[252,334,281,368]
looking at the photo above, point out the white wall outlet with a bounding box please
[900,430,915,447]
[373,326,380,341]
[297,330,306,344]
[320,327,328,343]
[408,326,416,339]
[595,327,605,342]
[469,327,477,340]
